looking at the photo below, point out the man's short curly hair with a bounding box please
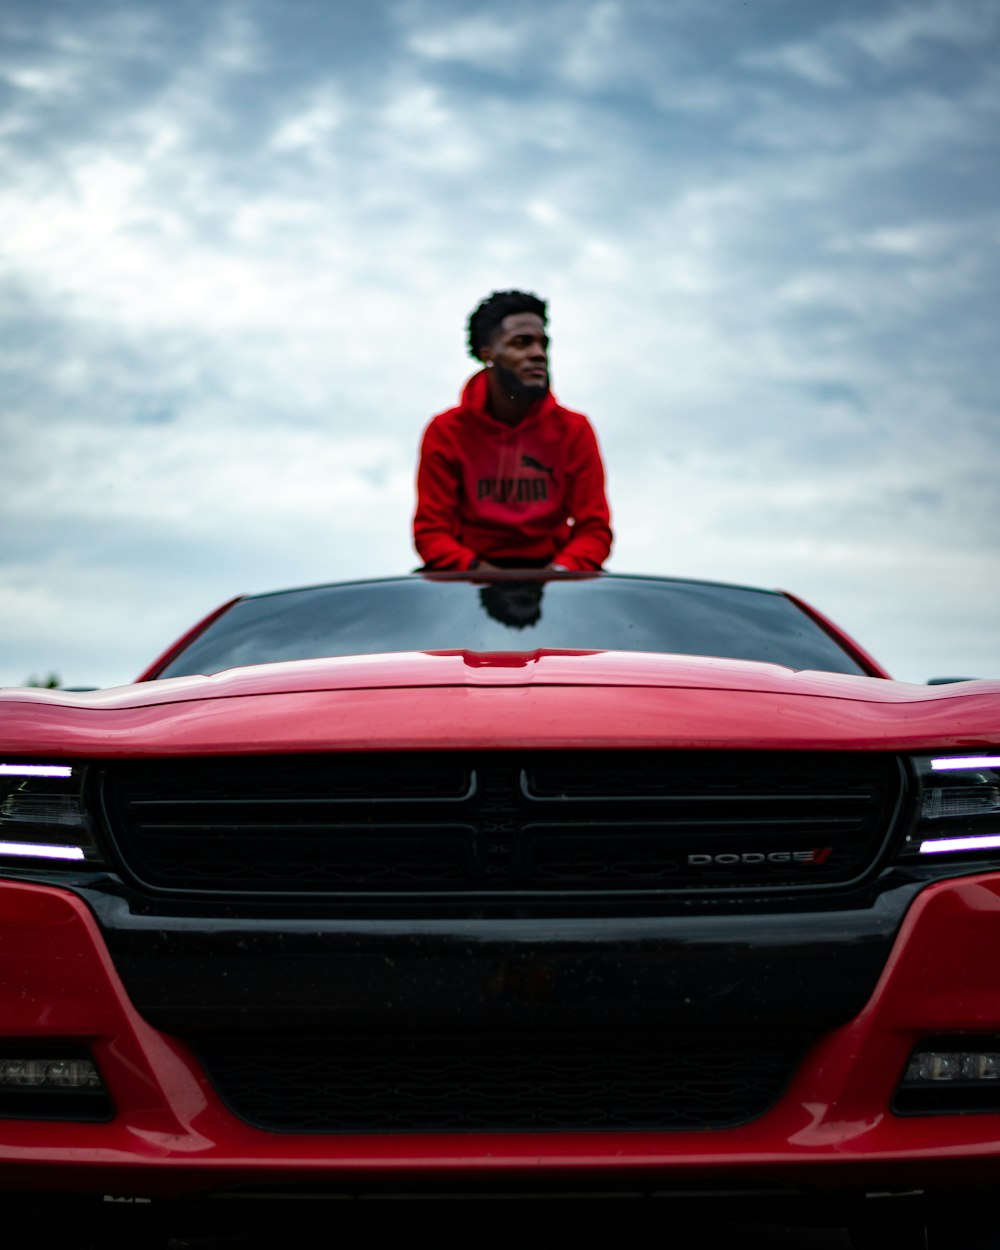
[467,290,547,358]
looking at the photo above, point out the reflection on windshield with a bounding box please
[479,581,544,630]
[155,575,869,679]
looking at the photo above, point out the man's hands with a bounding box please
[469,559,569,572]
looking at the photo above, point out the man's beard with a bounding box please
[495,362,548,404]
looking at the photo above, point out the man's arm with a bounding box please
[413,423,479,571]
[553,421,613,571]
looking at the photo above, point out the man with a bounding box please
[413,290,612,571]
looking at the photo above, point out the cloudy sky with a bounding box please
[2,0,998,688]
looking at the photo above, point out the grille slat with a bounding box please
[130,775,478,808]
[99,750,902,896]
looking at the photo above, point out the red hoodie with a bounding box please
[413,370,612,571]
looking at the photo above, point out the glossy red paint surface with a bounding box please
[2,651,998,758]
[4,874,1000,1194]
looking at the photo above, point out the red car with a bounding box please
[2,572,999,1249]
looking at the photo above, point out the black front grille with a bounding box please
[194,1029,808,1133]
[98,750,903,896]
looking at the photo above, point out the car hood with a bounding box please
[2,650,997,756]
[0,648,983,706]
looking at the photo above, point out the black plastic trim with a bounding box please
[81,879,922,1036]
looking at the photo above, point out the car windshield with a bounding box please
[154,574,870,679]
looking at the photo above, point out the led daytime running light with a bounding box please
[0,840,86,862]
[920,834,1000,856]
[931,756,1000,772]
[0,764,72,778]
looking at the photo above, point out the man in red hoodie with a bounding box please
[413,290,612,571]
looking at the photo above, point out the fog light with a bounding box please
[895,1038,1000,1115]
[0,1057,102,1089]
[0,1047,112,1121]
[904,1051,1000,1082]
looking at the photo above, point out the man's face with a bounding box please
[481,312,549,400]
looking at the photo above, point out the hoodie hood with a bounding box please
[459,368,556,431]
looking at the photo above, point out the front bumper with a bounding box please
[3,874,1000,1196]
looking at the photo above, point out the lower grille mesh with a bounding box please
[193,1030,809,1133]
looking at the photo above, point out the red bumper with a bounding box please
[3,875,1000,1194]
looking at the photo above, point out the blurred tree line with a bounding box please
[24,673,61,688]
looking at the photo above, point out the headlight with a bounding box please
[0,763,104,867]
[902,754,1000,861]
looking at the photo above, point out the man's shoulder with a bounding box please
[423,403,466,437]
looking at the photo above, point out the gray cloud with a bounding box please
[0,0,997,686]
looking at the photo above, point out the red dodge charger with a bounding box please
[1,572,998,1249]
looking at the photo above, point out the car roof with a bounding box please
[237,570,786,603]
